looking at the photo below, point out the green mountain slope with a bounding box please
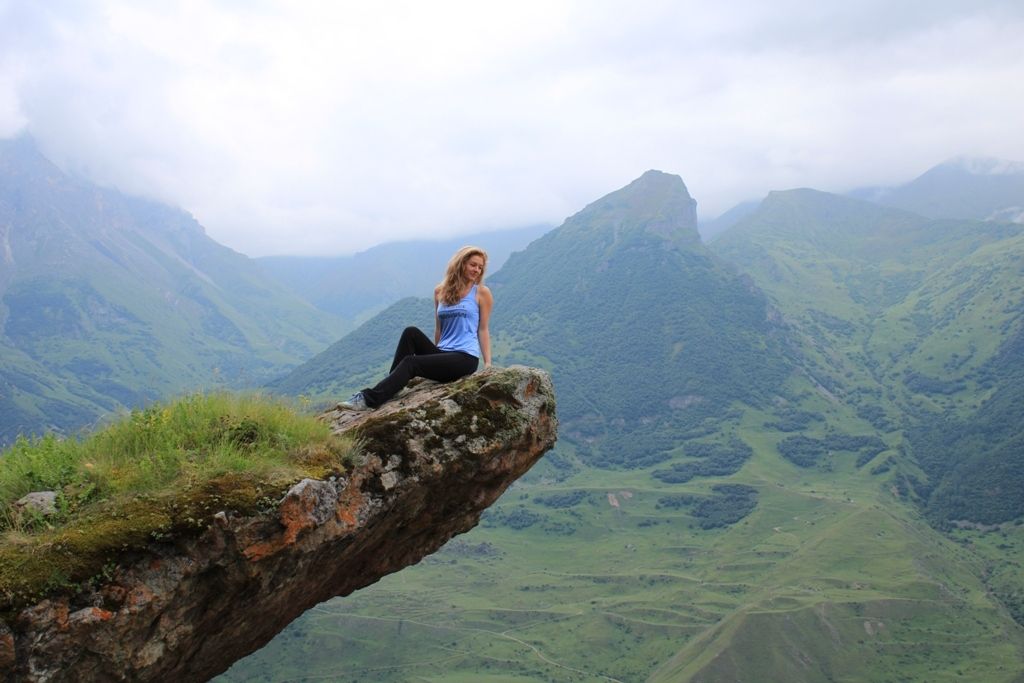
[242,173,1024,681]
[0,136,347,444]
[489,170,791,467]
[267,296,434,402]
[274,170,794,468]
[710,189,1024,527]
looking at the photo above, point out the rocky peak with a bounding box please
[565,170,700,246]
[1,366,556,682]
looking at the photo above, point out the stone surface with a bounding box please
[13,492,57,518]
[2,366,556,682]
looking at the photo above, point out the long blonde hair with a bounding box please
[438,245,488,305]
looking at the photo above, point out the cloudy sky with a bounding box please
[1,1,1022,256]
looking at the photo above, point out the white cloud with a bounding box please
[2,0,1023,255]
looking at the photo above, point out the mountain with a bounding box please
[852,155,1024,222]
[255,224,549,324]
[487,170,793,468]
[275,169,794,469]
[247,171,1024,681]
[710,188,1024,526]
[0,136,347,444]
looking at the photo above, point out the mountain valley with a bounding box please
[225,169,1024,681]
[3,141,1024,680]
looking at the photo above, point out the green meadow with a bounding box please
[220,395,1024,682]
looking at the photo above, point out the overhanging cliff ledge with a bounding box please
[3,366,556,682]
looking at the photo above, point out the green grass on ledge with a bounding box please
[0,392,358,614]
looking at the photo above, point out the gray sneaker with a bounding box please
[340,391,370,411]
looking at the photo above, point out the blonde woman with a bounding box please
[342,246,493,410]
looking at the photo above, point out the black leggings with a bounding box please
[361,327,478,408]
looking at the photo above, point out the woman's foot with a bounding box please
[340,391,370,411]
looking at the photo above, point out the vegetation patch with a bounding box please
[0,392,357,613]
[534,490,590,508]
[481,505,543,530]
[655,485,758,529]
[777,433,886,469]
[651,439,753,484]
[692,484,758,529]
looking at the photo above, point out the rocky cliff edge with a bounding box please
[1,366,556,682]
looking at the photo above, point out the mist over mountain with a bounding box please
[703,155,1024,247]
[0,137,346,444]
[698,198,760,242]
[851,155,1024,223]
[256,225,549,324]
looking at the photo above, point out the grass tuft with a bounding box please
[0,392,358,612]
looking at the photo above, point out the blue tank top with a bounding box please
[436,285,481,358]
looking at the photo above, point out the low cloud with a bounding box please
[2,1,1022,256]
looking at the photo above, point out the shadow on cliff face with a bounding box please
[1,365,556,682]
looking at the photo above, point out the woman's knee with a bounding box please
[394,355,419,374]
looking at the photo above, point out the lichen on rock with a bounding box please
[1,365,556,682]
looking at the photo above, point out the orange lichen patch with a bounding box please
[68,607,113,626]
[242,539,282,562]
[279,494,320,546]
[334,479,367,530]
[523,379,537,399]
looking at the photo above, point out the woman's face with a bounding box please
[462,254,485,282]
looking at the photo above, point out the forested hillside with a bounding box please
[0,137,347,445]
[711,189,1024,526]
[487,170,792,469]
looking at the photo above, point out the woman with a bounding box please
[342,245,493,410]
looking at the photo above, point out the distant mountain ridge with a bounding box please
[703,155,1024,246]
[256,225,549,324]
[850,154,1024,223]
[0,136,347,444]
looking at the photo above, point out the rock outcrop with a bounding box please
[2,366,556,682]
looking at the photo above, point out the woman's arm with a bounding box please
[433,287,442,344]
[477,285,493,367]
